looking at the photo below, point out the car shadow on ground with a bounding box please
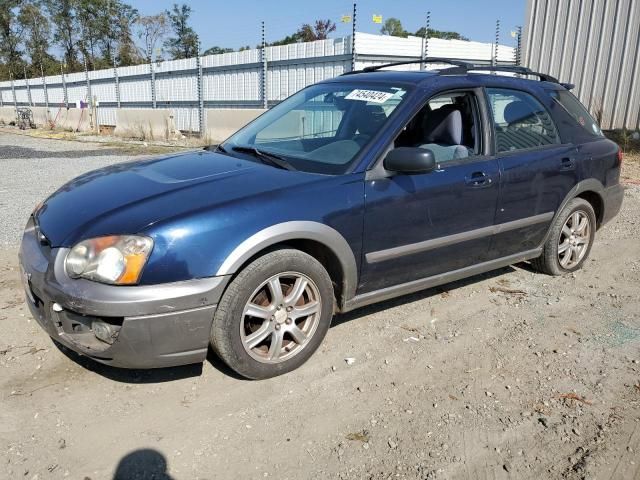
[53,263,529,383]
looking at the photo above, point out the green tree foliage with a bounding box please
[298,19,337,42]
[164,3,199,59]
[203,46,234,55]
[45,0,79,71]
[380,18,469,41]
[44,0,140,72]
[0,0,24,79]
[415,27,469,41]
[270,19,337,46]
[380,18,407,37]
[2,4,470,81]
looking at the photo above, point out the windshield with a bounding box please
[222,82,409,174]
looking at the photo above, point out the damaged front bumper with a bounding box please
[18,217,230,368]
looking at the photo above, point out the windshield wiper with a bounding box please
[231,145,296,171]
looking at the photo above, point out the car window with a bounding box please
[486,88,560,153]
[548,89,604,137]
[395,91,480,164]
[224,83,409,174]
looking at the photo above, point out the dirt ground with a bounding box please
[1,147,639,479]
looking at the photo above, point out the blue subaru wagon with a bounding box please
[19,60,624,379]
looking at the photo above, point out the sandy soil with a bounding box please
[1,161,639,480]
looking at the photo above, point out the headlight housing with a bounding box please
[65,236,154,285]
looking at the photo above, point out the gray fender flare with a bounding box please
[215,221,358,305]
[540,178,605,246]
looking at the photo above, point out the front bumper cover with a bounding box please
[19,217,230,368]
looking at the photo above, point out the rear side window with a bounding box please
[549,90,604,137]
[487,88,560,153]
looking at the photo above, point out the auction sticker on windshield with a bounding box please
[345,89,395,104]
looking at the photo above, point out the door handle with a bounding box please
[464,171,492,187]
[560,157,575,170]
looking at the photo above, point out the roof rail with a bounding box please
[463,65,559,83]
[342,58,474,75]
[342,57,562,85]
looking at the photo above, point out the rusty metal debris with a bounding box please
[559,393,592,405]
[346,430,370,442]
[489,286,527,296]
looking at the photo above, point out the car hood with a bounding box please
[35,150,322,246]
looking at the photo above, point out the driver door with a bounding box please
[358,89,500,294]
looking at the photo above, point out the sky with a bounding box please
[129,0,527,50]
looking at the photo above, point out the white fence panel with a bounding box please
[91,82,117,104]
[66,83,88,104]
[156,74,198,103]
[119,79,151,103]
[0,33,515,130]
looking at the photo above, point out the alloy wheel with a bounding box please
[240,272,322,363]
[558,210,591,269]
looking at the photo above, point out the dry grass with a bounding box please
[0,125,209,156]
[622,152,640,184]
[97,141,191,156]
[605,129,640,154]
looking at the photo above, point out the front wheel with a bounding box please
[532,198,596,275]
[210,249,334,379]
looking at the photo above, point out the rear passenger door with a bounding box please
[485,88,579,258]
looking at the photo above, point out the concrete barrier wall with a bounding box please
[0,107,15,124]
[53,108,92,132]
[1,106,264,139]
[0,105,93,131]
[31,107,51,127]
[114,109,176,140]
[204,109,265,142]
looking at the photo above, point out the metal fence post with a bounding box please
[60,63,68,109]
[83,54,92,103]
[493,20,501,66]
[421,11,431,69]
[41,63,49,113]
[149,54,157,109]
[261,21,268,109]
[515,26,522,66]
[351,3,357,71]
[113,54,121,109]
[24,67,33,106]
[83,54,94,130]
[197,50,204,136]
[10,73,17,116]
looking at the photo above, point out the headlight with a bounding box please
[65,236,153,285]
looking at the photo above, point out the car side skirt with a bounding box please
[342,248,541,312]
[365,212,553,264]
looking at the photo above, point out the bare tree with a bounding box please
[136,13,168,62]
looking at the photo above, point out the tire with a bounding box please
[210,249,334,379]
[531,198,596,275]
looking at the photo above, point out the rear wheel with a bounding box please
[532,198,596,275]
[210,249,334,379]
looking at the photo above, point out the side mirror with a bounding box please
[383,147,436,174]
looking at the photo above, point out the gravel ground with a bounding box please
[1,132,639,480]
[0,131,150,247]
